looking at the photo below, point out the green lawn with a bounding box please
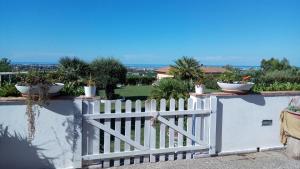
[99,84,220,101]
[99,85,154,101]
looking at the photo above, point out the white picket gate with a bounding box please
[78,97,217,168]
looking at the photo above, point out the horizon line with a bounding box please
[11,61,261,67]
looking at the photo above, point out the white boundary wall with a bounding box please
[191,93,300,155]
[1,92,300,169]
[0,98,81,169]
[217,95,291,154]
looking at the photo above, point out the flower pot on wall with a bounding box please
[84,86,96,97]
[48,83,65,94]
[15,83,64,96]
[217,82,254,93]
[15,85,38,94]
[195,84,205,94]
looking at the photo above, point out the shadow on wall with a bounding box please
[44,100,74,116]
[241,94,266,106]
[216,101,223,154]
[44,99,82,153]
[0,125,55,169]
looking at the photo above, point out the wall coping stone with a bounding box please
[190,91,300,97]
[0,95,101,102]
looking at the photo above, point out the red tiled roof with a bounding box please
[202,67,227,74]
[155,66,226,74]
[155,67,170,73]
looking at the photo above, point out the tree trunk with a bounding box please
[105,85,115,100]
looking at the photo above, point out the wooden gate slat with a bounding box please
[168,98,176,161]
[134,100,142,164]
[124,100,132,165]
[114,100,122,167]
[103,101,111,168]
[186,98,194,159]
[159,99,166,161]
[143,100,151,163]
[83,145,208,161]
[177,98,184,160]
[203,99,209,144]
[82,98,212,168]
[150,99,157,162]
[87,119,148,151]
[91,100,100,155]
[157,116,206,146]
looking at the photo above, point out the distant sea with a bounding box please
[126,64,260,70]
[12,62,260,70]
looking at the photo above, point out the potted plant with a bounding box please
[15,71,64,96]
[217,71,254,93]
[84,74,96,97]
[195,77,205,94]
[282,97,300,159]
[14,70,65,141]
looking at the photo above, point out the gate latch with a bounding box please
[150,111,159,126]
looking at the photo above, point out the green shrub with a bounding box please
[0,83,20,97]
[261,57,292,72]
[203,74,219,89]
[258,70,300,84]
[126,76,156,85]
[90,57,127,99]
[253,82,300,92]
[0,58,12,72]
[150,78,189,101]
[60,82,84,96]
[126,76,138,85]
[140,76,156,85]
[218,71,242,83]
[58,56,90,82]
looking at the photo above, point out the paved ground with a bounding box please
[108,150,300,169]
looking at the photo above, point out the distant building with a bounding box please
[155,66,227,80]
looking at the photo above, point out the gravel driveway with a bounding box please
[106,150,300,169]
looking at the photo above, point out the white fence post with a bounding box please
[103,100,111,168]
[150,99,157,162]
[159,99,166,161]
[73,98,83,169]
[114,100,122,166]
[124,100,132,165]
[209,96,217,155]
[144,100,151,163]
[134,100,142,164]
[168,98,176,160]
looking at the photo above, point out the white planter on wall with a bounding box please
[15,83,64,95]
[217,82,254,93]
[48,83,65,94]
[84,86,96,97]
[195,84,205,94]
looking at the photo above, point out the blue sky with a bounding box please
[0,0,299,66]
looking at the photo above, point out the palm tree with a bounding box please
[90,57,127,99]
[0,58,12,72]
[150,78,189,101]
[58,56,90,81]
[169,56,203,82]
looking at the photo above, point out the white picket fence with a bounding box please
[79,97,217,168]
